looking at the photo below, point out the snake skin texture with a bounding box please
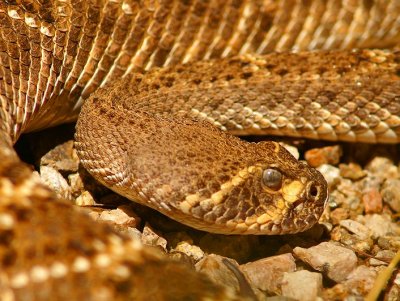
[74,49,400,234]
[74,57,330,235]
[0,0,399,300]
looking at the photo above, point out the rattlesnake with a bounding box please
[0,0,399,300]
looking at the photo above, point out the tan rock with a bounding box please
[196,254,258,300]
[141,224,168,251]
[240,253,296,294]
[281,270,323,301]
[294,242,357,282]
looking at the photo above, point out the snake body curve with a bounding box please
[0,0,399,299]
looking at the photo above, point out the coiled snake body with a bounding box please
[0,0,399,300]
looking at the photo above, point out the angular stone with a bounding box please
[174,241,205,262]
[281,270,323,301]
[339,219,371,240]
[339,162,366,180]
[40,140,79,173]
[240,253,296,294]
[359,214,398,238]
[294,242,357,282]
[75,190,96,206]
[98,206,140,228]
[317,164,340,189]
[362,188,383,214]
[365,157,398,179]
[196,254,257,300]
[381,179,400,213]
[141,224,168,251]
[305,145,342,168]
[330,208,349,225]
[341,265,377,296]
[369,249,396,266]
[68,172,85,198]
[40,165,72,200]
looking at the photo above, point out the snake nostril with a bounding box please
[308,182,319,200]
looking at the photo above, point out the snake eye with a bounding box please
[262,168,282,190]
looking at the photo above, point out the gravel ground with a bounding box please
[17,124,400,301]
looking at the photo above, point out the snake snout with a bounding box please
[306,169,329,209]
[306,181,325,204]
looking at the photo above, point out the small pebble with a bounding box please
[362,188,383,214]
[75,191,96,206]
[174,241,205,262]
[281,270,323,301]
[294,242,357,282]
[330,208,350,225]
[339,163,366,180]
[240,253,296,294]
[98,206,140,228]
[317,164,340,190]
[339,219,371,240]
[358,214,398,238]
[381,179,400,213]
[68,173,85,198]
[196,255,251,297]
[141,224,168,251]
[40,140,79,173]
[374,250,396,263]
[40,165,72,201]
[118,227,142,241]
[340,265,377,296]
[365,157,398,179]
[305,145,342,167]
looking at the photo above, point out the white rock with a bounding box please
[281,270,323,301]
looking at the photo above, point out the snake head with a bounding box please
[241,141,329,235]
[178,140,329,235]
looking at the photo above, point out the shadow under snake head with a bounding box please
[75,91,328,235]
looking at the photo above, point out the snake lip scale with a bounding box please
[0,0,399,299]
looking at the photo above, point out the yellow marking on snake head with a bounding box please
[179,201,192,214]
[185,193,200,206]
[232,174,245,186]
[276,198,286,210]
[182,165,261,215]
[248,165,257,173]
[220,181,233,191]
[211,190,225,205]
[266,209,279,218]
[272,141,280,153]
[200,199,214,211]
[282,180,304,203]
[238,169,248,178]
